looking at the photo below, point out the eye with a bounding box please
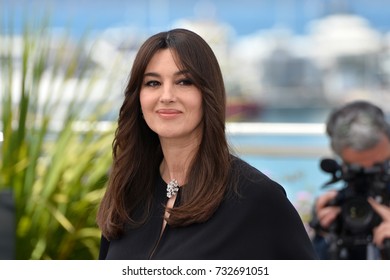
[144,80,160,87]
[177,78,194,86]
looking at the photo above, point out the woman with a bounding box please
[97,28,317,260]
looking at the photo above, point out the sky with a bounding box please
[2,0,390,38]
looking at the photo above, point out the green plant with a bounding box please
[0,16,117,259]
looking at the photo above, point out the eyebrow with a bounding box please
[143,70,190,78]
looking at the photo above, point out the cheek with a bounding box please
[196,98,203,119]
[190,92,203,114]
[139,92,153,111]
[139,93,157,128]
[196,104,203,120]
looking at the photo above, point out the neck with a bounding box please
[160,158,187,186]
[159,137,199,186]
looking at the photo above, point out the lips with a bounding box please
[156,109,182,119]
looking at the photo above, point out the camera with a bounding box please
[310,158,390,259]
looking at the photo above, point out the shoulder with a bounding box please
[229,156,287,199]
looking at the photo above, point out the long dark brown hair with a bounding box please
[97,28,231,240]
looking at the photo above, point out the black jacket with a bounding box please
[99,157,317,260]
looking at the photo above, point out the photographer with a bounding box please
[311,100,390,259]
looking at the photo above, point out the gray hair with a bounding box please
[326,101,390,156]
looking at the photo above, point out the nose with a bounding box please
[159,84,176,103]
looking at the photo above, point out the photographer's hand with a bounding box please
[368,197,390,247]
[316,190,341,229]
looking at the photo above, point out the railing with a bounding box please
[226,122,325,135]
[0,122,332,157]
[226,122,331,157]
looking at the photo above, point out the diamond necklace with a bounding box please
[166,179,179,198]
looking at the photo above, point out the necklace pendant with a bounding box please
[166,179,179,198]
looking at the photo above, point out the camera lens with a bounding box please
[342,197,374,234]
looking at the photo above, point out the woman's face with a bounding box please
[140,49,203,142]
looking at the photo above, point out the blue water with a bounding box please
[230,133,328,147]
[242,155,328,201]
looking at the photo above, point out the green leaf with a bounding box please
[1,12,118,259]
